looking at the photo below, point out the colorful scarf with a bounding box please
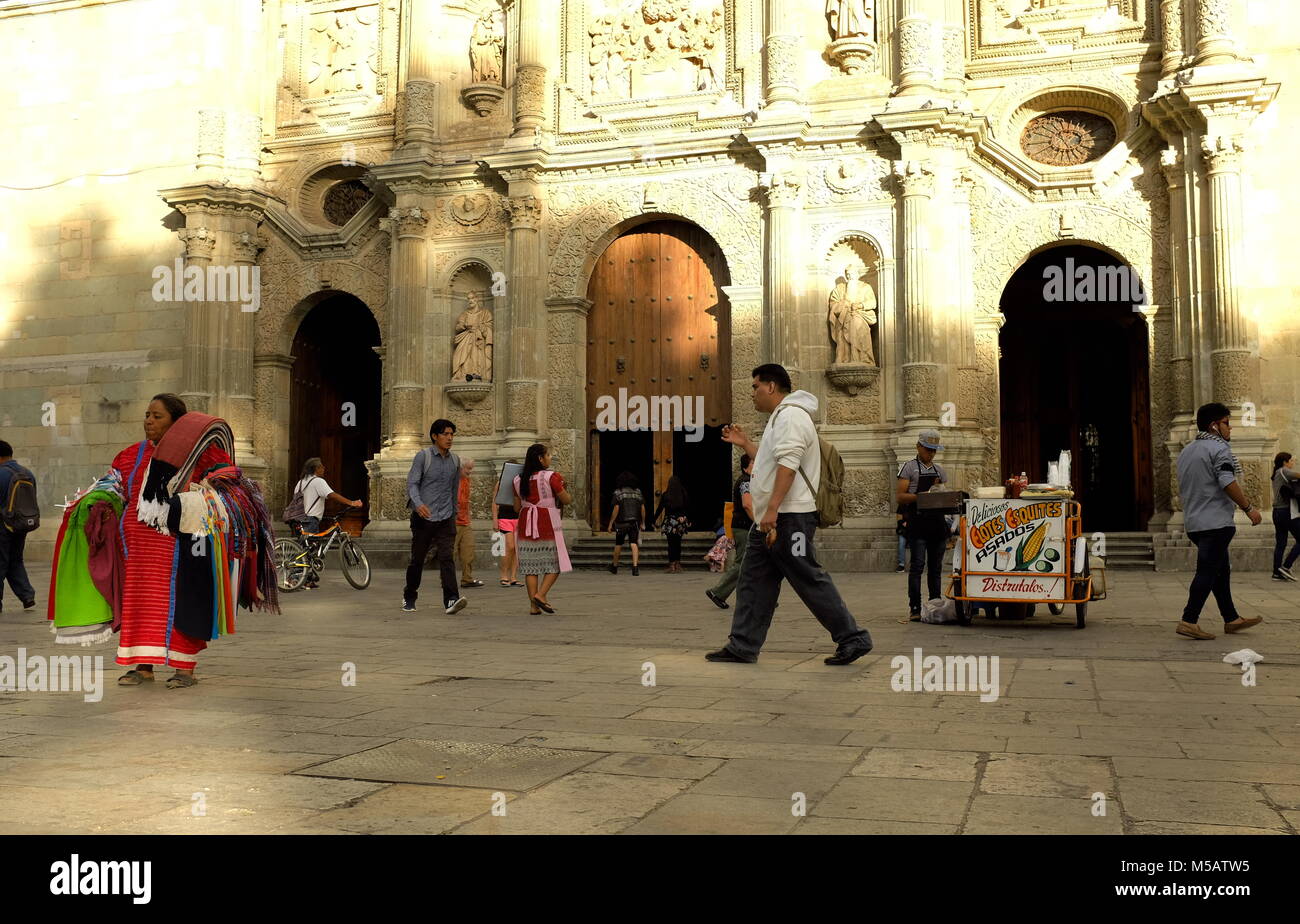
[137,413,234,534]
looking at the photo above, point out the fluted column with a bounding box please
[1160,148,1194,416]
[759,169,803,369]
[1193,0,1239,67]
[381,206,431,450]
[1201,134,1252,409]
[399,0,440,151]
[511,0,554,137]
[505,192,545,432]
[895,160,938,422]
[225,229,265,477]
[178,224,217,413]
[1160,0,1185,79]
[896,1,939,98]
[763,0,800,111]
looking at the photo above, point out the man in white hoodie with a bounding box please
[706,364,873,665]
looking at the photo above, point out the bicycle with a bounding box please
[274,514,371,593]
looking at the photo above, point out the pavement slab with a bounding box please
[2,564,1297,834]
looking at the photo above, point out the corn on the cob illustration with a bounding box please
[1014,520,1048,571]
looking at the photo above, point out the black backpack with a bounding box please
[1,463,39,534]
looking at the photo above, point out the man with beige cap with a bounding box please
[896,428,949,621]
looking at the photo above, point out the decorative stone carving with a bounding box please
[383,206,429,237]
[322,180,374,226]
[449,193,494,226]
[450,292,494,382]
[179,227,216,260]
[828,265,877,366]
[469,10,504,83]
[897,17,933,73]
[1200,134,1245,173]
[760,171,804,209]
[444,381,494,408]
[231,231,264,264]
[826,0,874,40]
[309,8,378,96]
[587,0,725,99]
[893,160,936,198]
[764,33,800,88]
[506,195,543,230]
[1020,111,1117,166]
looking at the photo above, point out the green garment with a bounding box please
[52,489,123,629]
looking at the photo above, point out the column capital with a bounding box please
[178,227,216,260]
[381,206,430,238]
[506,194,543,230]
[1200,134,1245,173]
[893,160,937,198]
[1159,147,1185,185]
[758,170,804,209]
[230,230,265,264]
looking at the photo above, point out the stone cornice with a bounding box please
[159,182,278,222]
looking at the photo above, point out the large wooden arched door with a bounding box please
[586,221,732,530]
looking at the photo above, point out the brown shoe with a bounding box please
[1176,621,1215,640]
[1224,616,1263,634]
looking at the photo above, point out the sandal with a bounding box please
[510,581,524,587]
[165,673,198,689]
[117,669,155,686]
[500,580,511,587]
[531,597,556,614]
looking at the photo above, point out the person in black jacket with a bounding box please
[0,440,37,614]
[654,476,690,573]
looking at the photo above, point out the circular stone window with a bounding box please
[1020,111,1117,167]
[322,179,374,227]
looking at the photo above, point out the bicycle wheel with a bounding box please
[339,536,371,590]
[274,537,309,592]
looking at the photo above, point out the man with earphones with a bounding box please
[1174,402,1263,640]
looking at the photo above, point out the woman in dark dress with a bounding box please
[653,476,690,573]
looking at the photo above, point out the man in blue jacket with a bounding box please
[0,440,37,615]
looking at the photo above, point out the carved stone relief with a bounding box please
[587,0,725,99]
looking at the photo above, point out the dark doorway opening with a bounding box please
[999,245,1154,533]
[290,294,382,524]
[595,430,654,527]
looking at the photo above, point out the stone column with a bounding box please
[895,160,939,422]
[1193,0,1239,67]
[940,25,965,98]
[178,224,217,413]
[1160,148,1194,417]
[225,229,266,481]
[1201,134,1254,411]
[896,1,939,98]
[511,0,553,137]
[505,191,545,433]
[399,0,440,152]
[722,284,765,434]
[1160,0,1185,79]
[252,351,295,512]
[381,206,431,450]
[763,0,801,111]
[759,169,803,369]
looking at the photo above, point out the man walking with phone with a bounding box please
[705,364,872,665]
[403,420,467,615]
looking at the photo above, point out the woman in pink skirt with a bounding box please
[512,443,572,614]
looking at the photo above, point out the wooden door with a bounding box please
[586,221,731,527]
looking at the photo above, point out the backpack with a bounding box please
[282,475,318,524]
[777,405,845,529]
[1,463,40,534]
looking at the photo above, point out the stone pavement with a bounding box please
[1,561,1297,835]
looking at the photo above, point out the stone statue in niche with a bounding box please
[309,11,374,96]
[828,265,877,366]
[470,10,504,84]
[826,0,874,41]
[451,292,494,382]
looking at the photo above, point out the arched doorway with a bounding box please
[585,220,732,531]
[999,244,1153,532]
[290,294,382,524]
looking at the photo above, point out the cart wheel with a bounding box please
[1048,602,1064,616]
[1075,602,1087,629]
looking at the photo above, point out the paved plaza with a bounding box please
[1,562,1297,835]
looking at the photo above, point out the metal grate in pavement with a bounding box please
[293,738,603,791]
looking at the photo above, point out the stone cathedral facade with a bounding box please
[2,0,1296,568]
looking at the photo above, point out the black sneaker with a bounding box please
[705,647,752,663]
[1281,567,1299,583]
[631,566,639,576]
[705,589,730,609]
[401,599,416,612]
[825,645,872,666]
[609,564,618,575]
[22,599,36,610]
[445,597,468,615]
[1273,571,1289,581]
[895,564,905,573]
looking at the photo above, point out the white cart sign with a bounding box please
[963,498,1069,600]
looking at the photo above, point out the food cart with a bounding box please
[946,495,1093,628]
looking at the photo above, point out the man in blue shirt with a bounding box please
[0,440,37,615]
[402,420,466,615]
[1175,403,1263,639]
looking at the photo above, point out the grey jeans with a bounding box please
[723,512,872,661]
